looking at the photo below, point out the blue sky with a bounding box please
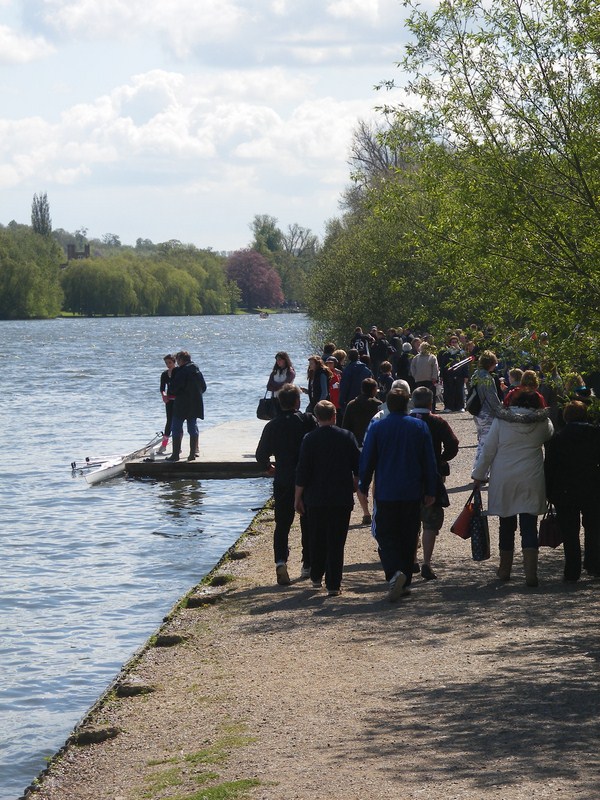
[0,0,418,250]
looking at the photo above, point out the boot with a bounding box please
[523,548,539,587]
[157,435,169,455]
[166,435,181,462]
[497,550,514,581]
[188,435,199,461]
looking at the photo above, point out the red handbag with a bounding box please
[451,491,475,539]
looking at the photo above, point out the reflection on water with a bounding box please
[0,314,310,800]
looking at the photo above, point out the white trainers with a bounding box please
[388,570,408,602]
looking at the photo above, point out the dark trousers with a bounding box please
[443,375,464,410]
[164,400,174,436]
[374,500,422,585]
[171,415,198,437]
[306,505,351,591]
[499,514,538,550]
[555,501,600,580]
[273,483,310,566]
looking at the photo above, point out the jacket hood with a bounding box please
[496,406,550,425]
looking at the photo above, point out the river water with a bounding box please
[0,313,311,800]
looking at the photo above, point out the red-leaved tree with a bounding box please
[226,249,284,308]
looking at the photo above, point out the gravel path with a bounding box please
[26,413,600,800]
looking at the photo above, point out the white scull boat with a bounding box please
[71,433,163,486]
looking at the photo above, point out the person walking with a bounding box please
[255,384,317,586]
[359,388,438,601]
[470,350,504,465]
[545,400,600,581]
[472,388,553,586]
[294,401,360,597]
[304,355,331,414]
[266,352,296,401]
[339,349,373,417]
[409,386,459,580]
[410,342,440,411]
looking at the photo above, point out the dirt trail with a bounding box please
[26,413,600,800]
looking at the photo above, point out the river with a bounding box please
[0,313,311,800]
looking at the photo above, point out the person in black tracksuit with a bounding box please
[294,401,360,596]
[255,384,317,585]
[158,354,176,453]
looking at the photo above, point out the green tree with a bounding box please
[384,0,600,332]
[31,192,52,237]
[0,224,63,318]
[251,215,284,255]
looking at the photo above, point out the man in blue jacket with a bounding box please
[359,387,438,601]
[339,348,373,417]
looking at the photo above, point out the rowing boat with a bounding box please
[71,433,162,486]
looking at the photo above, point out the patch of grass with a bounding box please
[184,734,257,767]
[174,778,261,800]
[142,766,182,794]
[141,724,258,799]
[193,772,220,785]
[146,756,179,767]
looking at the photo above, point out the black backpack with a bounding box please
[465,384,483,416]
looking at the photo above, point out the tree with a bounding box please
[226,249,284,309]
[250,215,284,255]
[0,225,63,318]
[382,0,600,331]
[101,233,122,247]
[31,192,52,237]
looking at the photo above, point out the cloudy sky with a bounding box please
[0,0,417,251]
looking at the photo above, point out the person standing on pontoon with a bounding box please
[167,351,206,462]
[158,354,176,454]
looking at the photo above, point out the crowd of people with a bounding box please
[254,323,600,600]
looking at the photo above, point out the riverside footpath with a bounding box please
[26,412,600,800]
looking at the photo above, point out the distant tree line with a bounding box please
[0,200,318,318]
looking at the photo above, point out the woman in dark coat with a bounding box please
[304,356,332,414]
[167,350,207,462]
[545,400,600,581]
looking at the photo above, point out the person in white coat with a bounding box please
[472,389,553,586]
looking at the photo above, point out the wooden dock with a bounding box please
[125,419,268,480]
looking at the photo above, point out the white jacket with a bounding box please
[410,353,439,383]
[472,407,553,517]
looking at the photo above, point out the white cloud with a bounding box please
[33,0,251,57]
[0,23,54,63]
[0,0,414,248]
[24,0,406,66]
[0,66,378,192]
[327,0,380,24]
